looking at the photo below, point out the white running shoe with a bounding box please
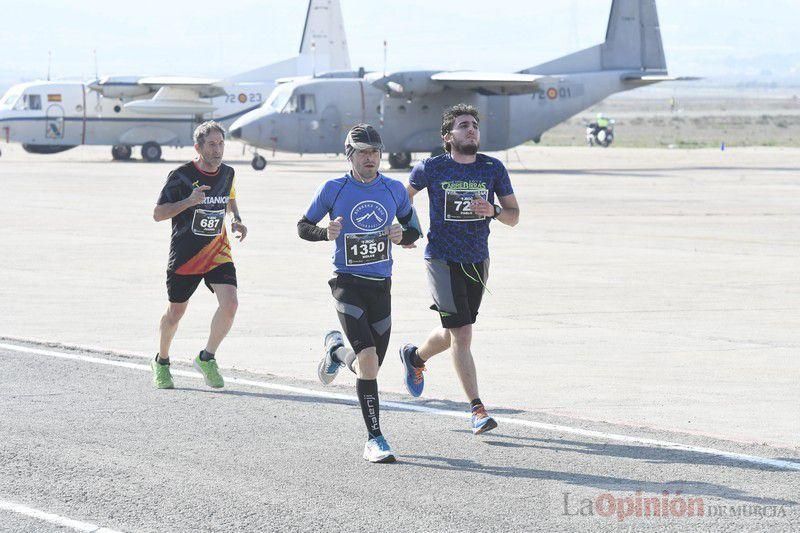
[317,330,344,385]
[363,436,396,463]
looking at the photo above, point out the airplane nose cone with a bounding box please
[228,116,256,143]
[229,108,273,148]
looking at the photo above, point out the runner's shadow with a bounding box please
[401,454,796,506]
[181,387,525,415]
[179,387,795,479]
[178,386,357,409]
[451,430,796,473]
[400,398,525,415]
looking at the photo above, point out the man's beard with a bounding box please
[452,138,479,156]
[352,162,378,181]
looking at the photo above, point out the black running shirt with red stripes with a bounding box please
[156,161,237,275]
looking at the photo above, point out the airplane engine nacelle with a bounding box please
[88,76,153,99]
[370,71,443,99]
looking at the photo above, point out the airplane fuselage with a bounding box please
[0,81,276,149]
[229,0,677,163]
[230,71,637,155]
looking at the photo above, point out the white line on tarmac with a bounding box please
[3,341,800,472]
[0,499,123,532]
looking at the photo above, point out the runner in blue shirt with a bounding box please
[398,104,520,435]
[297,124,421,463]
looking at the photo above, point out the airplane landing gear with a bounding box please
[111,144,132,161]
[388,152,411,169]
[141,142,162,162]
[251,154,267,171]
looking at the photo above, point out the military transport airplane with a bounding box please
[0,0,349,169]
[230,0,694,169]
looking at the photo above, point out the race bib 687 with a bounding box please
[191,208,225,236]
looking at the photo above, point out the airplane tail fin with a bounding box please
[523,0,666,75]
[602,0,665,70]
[298,0,350,71]
[227,0,350,83]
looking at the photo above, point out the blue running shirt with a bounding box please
[409,153,514,263]
[305,173,412,278]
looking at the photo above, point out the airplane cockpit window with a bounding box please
[21,94,42,110]
[267,83,293,112]
[285,93,316,114]
[297,94,316,114]
[283,95,297,114]
[1,90,21,108]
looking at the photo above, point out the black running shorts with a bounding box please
[425,258,489,329]
[328,273,392,362]
[166,262,237,303]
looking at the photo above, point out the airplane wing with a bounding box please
[369,70,554,97]
[89,76,226,115]
[621,73,702,86]
[429,72,553,95]
[136,77,227,98]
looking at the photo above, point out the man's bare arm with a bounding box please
[153,185,210,221]
[406,184,421,203]
[226,199,247,241]
[227,198,242,222]
[496,194,520,227]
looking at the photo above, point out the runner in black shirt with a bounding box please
[151,121,247,389]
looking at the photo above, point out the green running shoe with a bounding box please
[193,354,224,388]
[151,358,174,389]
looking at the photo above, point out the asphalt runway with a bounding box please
[1,143,798,530]
[1,342,798,532]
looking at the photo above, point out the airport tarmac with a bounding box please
[1,342,798,532]
[1,142,798,452]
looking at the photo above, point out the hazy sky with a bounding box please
[1,0,798,85]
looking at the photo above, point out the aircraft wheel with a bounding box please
[142,142,162,162]
[251,155,267,171]
[112,144,132,160]
[388,152,411,169]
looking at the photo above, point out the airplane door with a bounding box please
[318,104,341,150]
[44,105,65,141]
[43,86,84,146]
[295,93,319,153]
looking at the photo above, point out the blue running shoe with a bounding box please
[317,330,344,385]
[399,343,425,397]
[363,435,396,463]
[471,404,498,435]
